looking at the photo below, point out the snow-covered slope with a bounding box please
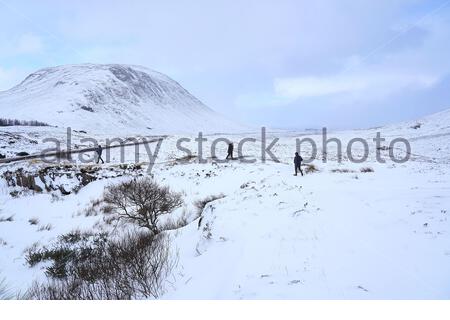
[413,108,450,131]
[380,108,450,137]
[368,108,450,162]
[1,106,450,298]
[0,64,244,134]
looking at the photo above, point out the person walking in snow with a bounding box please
[226,142,234,160]
[96,144,104,164]
[294,152,303,176]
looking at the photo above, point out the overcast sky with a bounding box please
[1,0,450,129]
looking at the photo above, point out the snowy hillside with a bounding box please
[367,108,450,163]
[378,108,450,137]
[0,64,244,134]
[1,104,450,299]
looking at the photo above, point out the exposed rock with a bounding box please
[1,163,146,197]
[16,151,30,157]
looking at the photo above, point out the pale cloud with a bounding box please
[236,68,439,109]
[274,71,438,100]
[16,33,44,54]
[235,92,294,109]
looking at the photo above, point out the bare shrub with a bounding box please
[194,194,225,217]
[360,167,374,173]
[103,178,183,234]
[26,230,173,300]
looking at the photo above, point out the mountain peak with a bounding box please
[0,63,243,134]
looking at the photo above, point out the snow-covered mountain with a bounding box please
[0,64,245,134]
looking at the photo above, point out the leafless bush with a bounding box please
[194,194,225,217]
[360,167,374,173]
[103,178,183,234]
[26,230,173,300]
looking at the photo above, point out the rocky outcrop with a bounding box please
[2,163,145,197]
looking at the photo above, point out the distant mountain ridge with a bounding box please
[0,64,245,134]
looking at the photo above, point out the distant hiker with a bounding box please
[226,143,234,160]
[294,152,303,176]
[96,144,104,164]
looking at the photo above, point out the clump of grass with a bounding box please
[28,217,39,225]
[0,215,14,223]
[9,191,20,198]
[162,214,189,231]
[305,164,318,174]
[360,167,374,173]
[37,223,53,232]
[331,168,355,173]
[0,277,13,300]
[84,198,103,217]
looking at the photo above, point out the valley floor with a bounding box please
[0,127,449,299]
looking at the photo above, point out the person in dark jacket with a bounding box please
[226,142,234,160]
[96,144,104,164]
[294,152,303,176]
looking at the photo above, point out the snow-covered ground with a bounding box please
[1,110,450,299]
